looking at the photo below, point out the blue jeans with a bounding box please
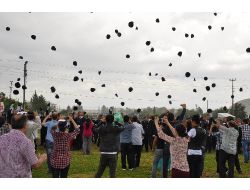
[46,140,54,172]
[82,136,92,154]
[151,149,163,178]
[242,140,250,162]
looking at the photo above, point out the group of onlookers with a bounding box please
[0,106,250,178]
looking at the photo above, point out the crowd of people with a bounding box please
[0,104,250,178]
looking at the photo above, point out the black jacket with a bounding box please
[95,123,124,152]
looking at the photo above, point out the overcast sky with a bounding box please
[0,12,250,111]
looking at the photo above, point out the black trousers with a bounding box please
[187,155,203,178]
[52,165,70,178]
[162,144,170,178]
[120,143,133,169]
[219,150,235,178]
[143,135,149,151]
[216,150,220,173]
[235,153,241,172]
[95,154,117,178]
[132,145,142,168]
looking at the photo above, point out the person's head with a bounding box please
[123,115,130,123]
[175,124,187,137]
[191,114,200,127]
[228,121,236,128]
[58,120,68,132]
[167,112,175,122]
[106,114,114,124]
[131,115,138,123]
[227,116,234,122]
[242,118,249,125]
[97,114,103,120]
[79,111,84,117]
[51,113,58,120]
[161,113,169,123]
[203,114,209,120]
[27,111,35,121]
[85,118,91,128]
[11,114,28,133]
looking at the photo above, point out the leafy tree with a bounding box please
[229,103,247,120]
[30,91,48,112]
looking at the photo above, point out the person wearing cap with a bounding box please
[216,120,239,178]
[187,114,206,178]
[42,112,58,173]
[50,115,80,178]
[94,114,124,178]
[0,114,47,177]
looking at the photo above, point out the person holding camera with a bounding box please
[154,116,189,177]
[42,112,58,173]
[50,115,80,178]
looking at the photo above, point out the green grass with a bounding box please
[32,144,250,178]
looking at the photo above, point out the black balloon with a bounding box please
[128,21,134,28]
[155,92,159,96]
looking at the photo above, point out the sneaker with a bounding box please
[122,168,127,171]
[129,168,133,171]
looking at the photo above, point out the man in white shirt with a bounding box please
[131,116,144,169]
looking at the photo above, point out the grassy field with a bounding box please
[33,144,250,178]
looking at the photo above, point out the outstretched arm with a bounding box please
[154,117,173,143]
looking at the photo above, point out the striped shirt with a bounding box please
[240,124,250,141]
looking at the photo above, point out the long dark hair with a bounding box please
[85,118,91,129]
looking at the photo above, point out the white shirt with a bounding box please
[187,128,202,155]
[131,122,144,145]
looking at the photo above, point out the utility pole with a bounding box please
[9,81,13,99]
[23,61,28,109]
[229,78,236,115]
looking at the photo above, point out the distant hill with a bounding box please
[237,98,250,115]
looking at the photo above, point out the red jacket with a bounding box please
[83,121,94,137]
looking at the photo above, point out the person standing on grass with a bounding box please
[131,115,144,169]
[50,115,80,178]
[240,118,250,163]
[154,116,190,178]
[42,113,58,173]
[26,111,41,150]
[82,117,94,155]
[187,114,206,178]
[217,120,239,178]
[95,114,124,178]
[0,114,47,178]
[120,115,134,170]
